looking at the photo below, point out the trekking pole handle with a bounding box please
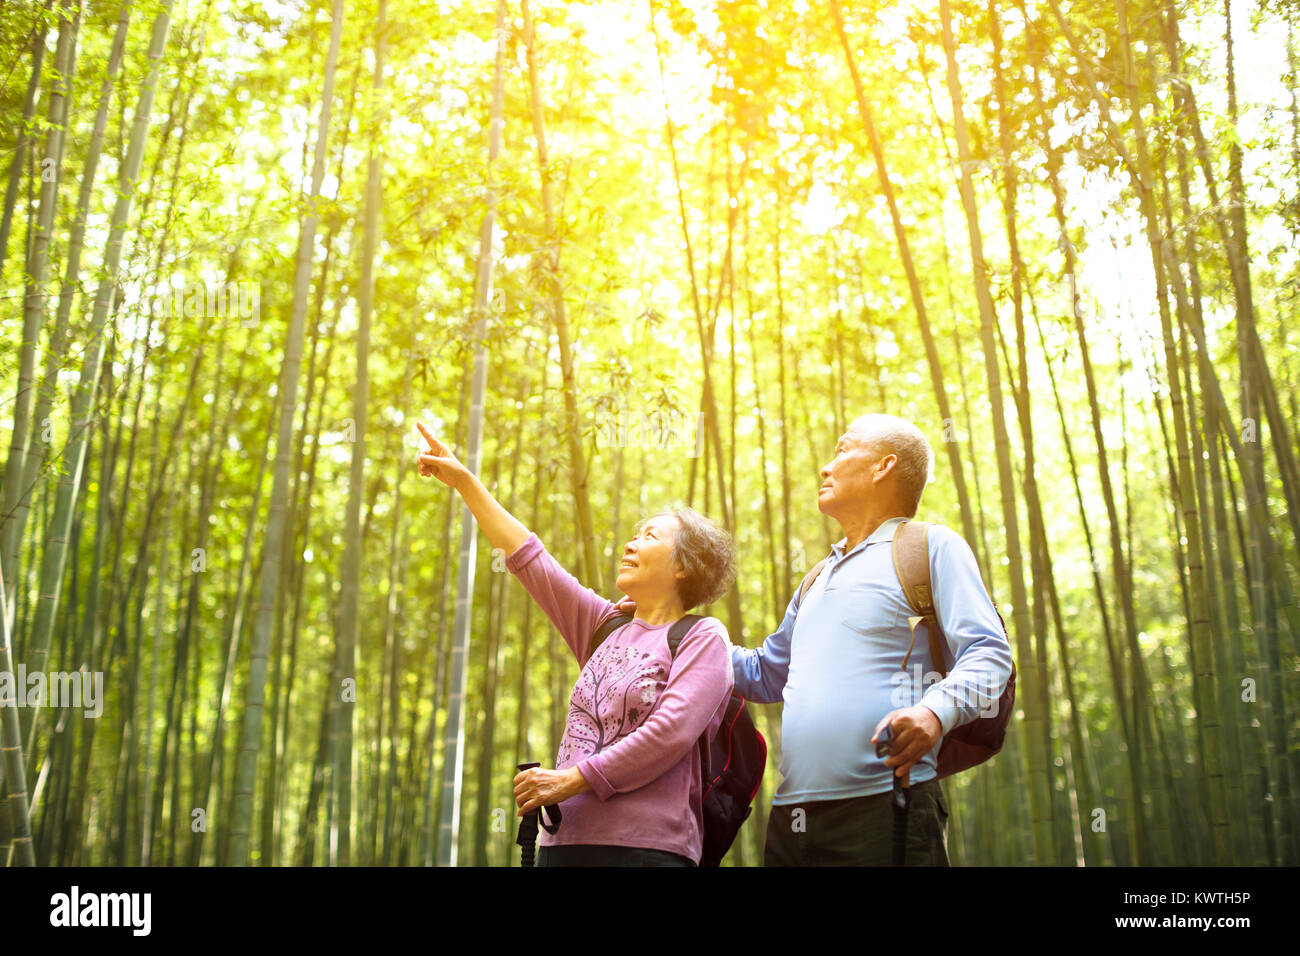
[874,721,910,788]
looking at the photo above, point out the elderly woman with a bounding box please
[416,422,735,867]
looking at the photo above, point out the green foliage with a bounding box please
[0,0,1296,867]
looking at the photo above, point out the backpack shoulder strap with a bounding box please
[666,613,705,656]
[796,557,831,606]
[591,613,633,655]
[664,613,710,780]
[892,520,948,677]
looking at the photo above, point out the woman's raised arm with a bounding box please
[415,422,529,555]
[417,421,615,662]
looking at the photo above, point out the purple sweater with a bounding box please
[505,533,733,863]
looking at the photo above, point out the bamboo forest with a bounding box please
[0,0,1296,870]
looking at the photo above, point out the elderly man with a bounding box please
[733,413,1013,866]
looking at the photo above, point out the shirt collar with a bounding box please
[831,516,909,560]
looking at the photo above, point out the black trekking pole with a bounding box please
[515,761,542,867]
[875,723,910,866]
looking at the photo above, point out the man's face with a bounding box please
[818,425,889,520]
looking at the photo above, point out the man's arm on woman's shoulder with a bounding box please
[729,590,800,704]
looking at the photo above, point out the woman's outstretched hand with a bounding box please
[416,422,471,491]
[415,420,530,553]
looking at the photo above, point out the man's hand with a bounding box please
[611,597,636,616]
[872,706,943,779]
[512,766,590,815]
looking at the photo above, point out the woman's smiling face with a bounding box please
[616,514,686,602]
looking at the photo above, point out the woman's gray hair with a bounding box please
[641,506,736,610]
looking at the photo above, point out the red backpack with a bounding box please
[796,519,1015,777]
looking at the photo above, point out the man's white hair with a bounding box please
[849,414,935,517]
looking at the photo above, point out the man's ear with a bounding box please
[874,452,899,482]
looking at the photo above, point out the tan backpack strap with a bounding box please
[892,520,946,676]
[797,556,830,605]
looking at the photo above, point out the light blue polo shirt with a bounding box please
[731,517,1014,805]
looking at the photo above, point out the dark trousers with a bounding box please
[536,844,696,867]
[763,778,951,866]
